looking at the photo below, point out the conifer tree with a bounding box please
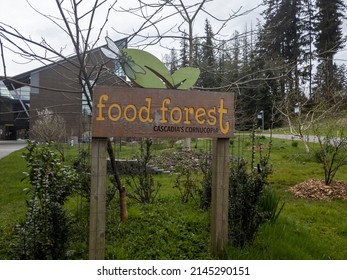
[180,33,189,68]
[199,19,217,88]
[314,0,346,102]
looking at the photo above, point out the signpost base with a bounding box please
[89,138,107,260]
[211,138,229,257]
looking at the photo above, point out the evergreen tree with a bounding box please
[180,32,189,68]
[301,0,316,98]
[314,0,346,102]
[192,37,201,68]
[199,19,218,88]
[169,48,178,74]
[260,0,305,98]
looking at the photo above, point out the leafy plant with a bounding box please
[259,186,285,224]
[199,154,212,209]
[125,139,161,204]
[72,148,91,200]
[173,168,201,204]
[228,158,264,248]
[228,128,280,248]
[12,141,80,259]
[313,125,347,185]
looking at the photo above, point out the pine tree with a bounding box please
[314,0,346,102]
[199,19,218,88]
[169,48,178,74]
[180,32,189,68]
[260,0,305,98]
[301,0,316,98]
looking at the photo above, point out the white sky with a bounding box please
[0,0,263,76]
[1,0,346,76]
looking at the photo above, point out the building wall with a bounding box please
[29,47,125,141]
[30,63,82,140]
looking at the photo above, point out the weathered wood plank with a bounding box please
[211,138,229,257]
[89,138,107,260]
[92,87,234,139]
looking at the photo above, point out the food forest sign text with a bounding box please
[92,87,234,138]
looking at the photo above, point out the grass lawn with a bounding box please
[0,137,346,259]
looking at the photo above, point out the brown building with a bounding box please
[1,38,127,141]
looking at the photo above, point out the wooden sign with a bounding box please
[92,86,234,138]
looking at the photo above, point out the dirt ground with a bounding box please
[288,179,347,201]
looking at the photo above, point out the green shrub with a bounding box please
[199,155,212,209]
[173,168,201,204]
[126,139,161,204]
[260,186,285,224]
[228,155,277,248]
[72,148,91,200]
[12,142,80,259]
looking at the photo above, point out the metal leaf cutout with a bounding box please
[102,37,200,89]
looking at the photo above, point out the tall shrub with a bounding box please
[126,139,161,204]
[13,142,79,259]
[228,132,283,248]
[314,125,347,185]
[228,157,272,248]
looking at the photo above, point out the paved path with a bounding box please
[262,133,346,145]
[261,133,320,143]
[0,140,27,159]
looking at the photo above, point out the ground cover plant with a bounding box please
[0,136,347,259]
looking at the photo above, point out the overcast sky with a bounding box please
[0,0,264,76]
[1,0,346,76]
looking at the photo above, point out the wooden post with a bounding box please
[89,138,107,260]
[211,138,229,257]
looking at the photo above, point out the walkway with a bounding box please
[0,140,27,159]
[261,133,344,145]
[261,133,320,143]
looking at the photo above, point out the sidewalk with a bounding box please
[261,133,320,143]
[0,140,27,159]
[261,133,344,145]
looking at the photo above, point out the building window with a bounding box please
[0,81,11,98]
[0,81,30,100]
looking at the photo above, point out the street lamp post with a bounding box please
[257,110,264,132]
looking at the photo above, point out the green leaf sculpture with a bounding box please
[122,48,173,89]
[171,67,201,90]
[101,37,200,89]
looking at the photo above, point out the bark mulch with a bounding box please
[288,179,347,201]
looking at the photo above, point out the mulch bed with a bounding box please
[288,179,347,201]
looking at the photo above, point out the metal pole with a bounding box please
[262,111,264,132]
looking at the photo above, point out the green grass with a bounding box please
[0,149,28,259]
[105,197,211,260]
[267,113,347,136]
[1,137,347,259]
[227,136,347,259]
[0,150,27,226]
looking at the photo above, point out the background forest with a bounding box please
[162,0,346,130]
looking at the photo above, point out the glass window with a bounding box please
[0,81,30,100]
[0,81,12,98]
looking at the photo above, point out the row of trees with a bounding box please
[163,0,346,130]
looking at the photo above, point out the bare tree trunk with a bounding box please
[301,136,310,154]
[107,139,128,221]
